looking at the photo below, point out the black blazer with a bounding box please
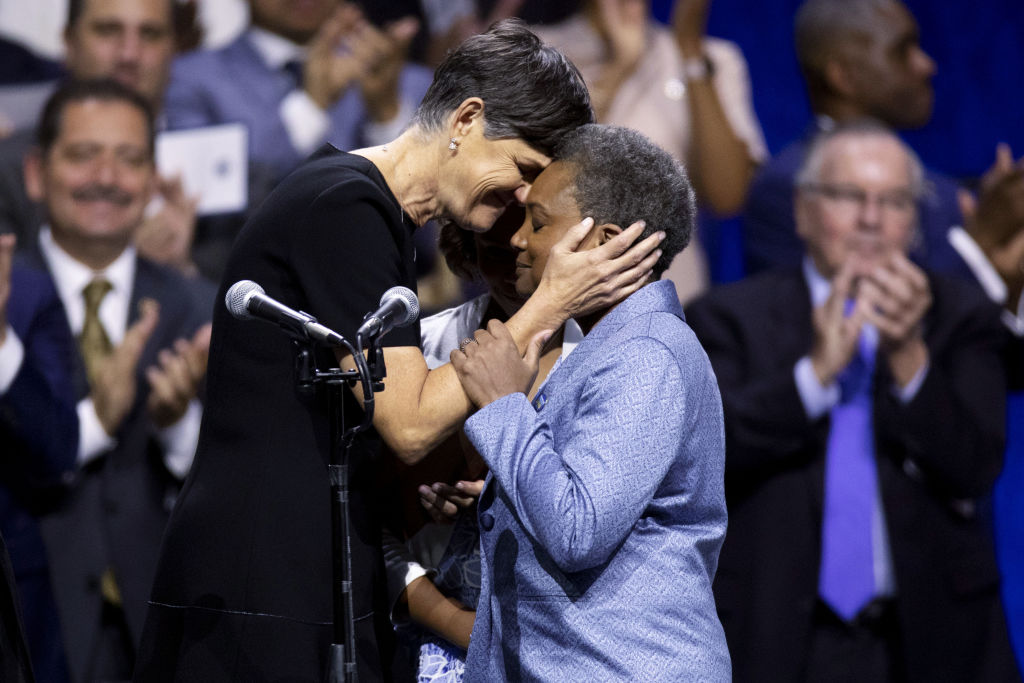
[20,246,213,682]
[686,267,1020,683]
[1,264,79,683]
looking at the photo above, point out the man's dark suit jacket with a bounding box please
[1,265,78,682]
[20,246,212,682]
[686,267,1020,683]
[742,127,971,278]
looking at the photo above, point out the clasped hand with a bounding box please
[304,3,418,121]
[92,300,211,435]
[450,320,550,409]
[812,252,931,388]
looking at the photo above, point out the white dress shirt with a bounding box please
[0,325,24,394]
[38,228,200,478]
[948,225,1024,336]
[247,26,412,157]
[793,258,931,598]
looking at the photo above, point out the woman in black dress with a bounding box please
[137,20,665,682]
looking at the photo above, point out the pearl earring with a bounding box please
[448,138,459,151]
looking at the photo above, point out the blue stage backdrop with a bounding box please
[653,0,1024,179]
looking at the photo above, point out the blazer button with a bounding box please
[480,513,495,531]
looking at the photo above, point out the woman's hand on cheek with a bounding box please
[536,218,664,318]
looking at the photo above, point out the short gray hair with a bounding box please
[795,120,926,197]
[554,124,695,278]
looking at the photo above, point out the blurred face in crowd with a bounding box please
[795,134,918,280]
[839,2,936,129]
[248,0,339,44]
[26,99,155,264]
[511,161,615,297]
[474,206,528,316]
[64,0,175,108]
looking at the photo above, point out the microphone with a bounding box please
[225,280,345,347]
[357,286,420,341]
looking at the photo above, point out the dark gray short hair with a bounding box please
[555,125,695,278]
[35,78,155,158]
[412,19,593,157]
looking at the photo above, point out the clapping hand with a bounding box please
[858,252,931,387]
[146,323,212,428]
[92,299,160,436]
[810,260,869,386]
[959,143,1024,310]
[304,2,419,124]
[671,0,712,57]
[358,16,419,123]
[135,175,198,276]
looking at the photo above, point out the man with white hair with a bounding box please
[688,121,1020,682]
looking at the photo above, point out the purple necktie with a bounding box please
[818,333,877,621]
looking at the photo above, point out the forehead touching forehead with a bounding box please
[530,161,580,213]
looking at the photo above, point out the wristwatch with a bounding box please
[681,54,715,82]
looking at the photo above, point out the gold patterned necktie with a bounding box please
[79,277,113,384]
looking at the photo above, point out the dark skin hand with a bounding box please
[449,319,550,409]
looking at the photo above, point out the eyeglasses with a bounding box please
[800,183,917,219]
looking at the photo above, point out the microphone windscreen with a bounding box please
[380,286,420,327]
[225,280,264,320]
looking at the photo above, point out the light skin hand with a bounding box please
[0,233,14,344]
[145,323,211,428]
[303,3,365,110]
[671,0,712,57]
[810,260,868,386]
[512,218,664,341]
[858,252,931,387]
[358,16,419,123]
[92,299,160,436]
[450,319,549,409]
[134,175,199,276]
[593,0,647,69]
[588,0,647,118]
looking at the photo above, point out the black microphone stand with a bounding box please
[291,327,387,683]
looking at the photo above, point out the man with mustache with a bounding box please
[18,78,212,683]
[0,0,208,280]
[687,121,1019,682]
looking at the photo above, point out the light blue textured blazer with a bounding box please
[463,280,730,682]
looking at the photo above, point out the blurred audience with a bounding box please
[0,35,64,86]
[0,0,206,281]
[687,121,1019,683]
[742,0,1024,291]
[165,0,431,185]
[533,0,766,304]
[19,79,212,683]
[0,232,78,682]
